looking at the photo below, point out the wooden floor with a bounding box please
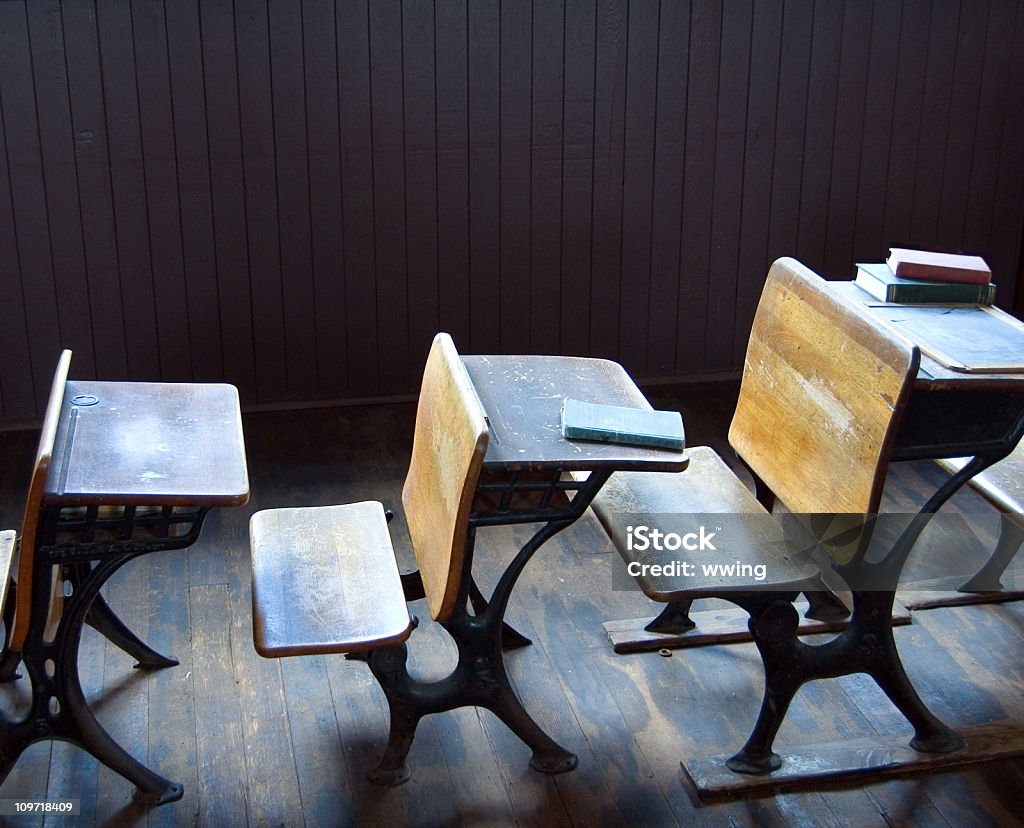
[1,381,1023,827]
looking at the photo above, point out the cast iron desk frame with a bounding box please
[652,286,1024,636]
[0,380,249,805]
[738,286,1024,769]
[749,282,1024,761]
[365,355,688,781]
[626,286,1024,777]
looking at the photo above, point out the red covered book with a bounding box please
[886,248,991,286]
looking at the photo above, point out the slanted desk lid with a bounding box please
[865,304,1024,374]
[46,380,250,505]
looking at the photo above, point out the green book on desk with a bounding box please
[560,398,685,450]
[855,262,996,305]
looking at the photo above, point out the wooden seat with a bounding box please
[249,330,486,656]
[251,502,412,655]
[935,446,1024,593]
[589,258,968,784]
[593,446,818,599]
[254,331,572,786]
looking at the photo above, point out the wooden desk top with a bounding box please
[45,380,250,507]
[462,354,688,473]
[831,282,1024,391]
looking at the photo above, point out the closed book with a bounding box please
[855,263,996,305]
[560,398,684,451]
[886,248,991,285]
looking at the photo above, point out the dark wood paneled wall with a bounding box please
[2,0,1023,422]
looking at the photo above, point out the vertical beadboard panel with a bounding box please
[368,0,411,393]
[0,86,34,418]
[270,0,318,398]
[96,0,162,382]
[646,0,687,375]
[617,0,658,377]
[202,0,257,400]
[0,1,55,416]
[26,0,97,379]
[1,0,1023,423]
[704,0,752,373]
[402,0,441,370]
[589,0,628,361]
[558,0,596,358]
[676,0,720,373]
[883,0,930,248]
[821,0,872,279]
[732,0,783,366]
[529,0,564,355]
[498,0,532,353]
[849,0,902,272]
[336,0,378,395]
[765,0,813,266]
[63,0,128,380]
[132,0,193,382]
[964,0,1017,256]
[466,0,499,354]
[305,0,347,398]
[167,0,224,384]
[988,0,1024,302]
[796,1,842,272]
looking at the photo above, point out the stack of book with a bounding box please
[854,248,995,304]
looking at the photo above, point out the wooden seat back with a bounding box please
[8,350,73,652]
[401,333,489,622]
[729,259,919,521]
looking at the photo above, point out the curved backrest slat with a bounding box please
[402,334,489,622]
[729,259,919,517]
[9,350,72,652]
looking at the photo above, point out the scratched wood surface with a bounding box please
[0,382,1022,826]
[402,334,489,622]
[729,258,919,516]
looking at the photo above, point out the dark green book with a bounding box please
[560,398,685,450]
[854,262,996,305]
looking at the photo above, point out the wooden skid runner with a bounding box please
[604,602,911,654]
[683,720,1024,804]
[898,588,1024,611]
